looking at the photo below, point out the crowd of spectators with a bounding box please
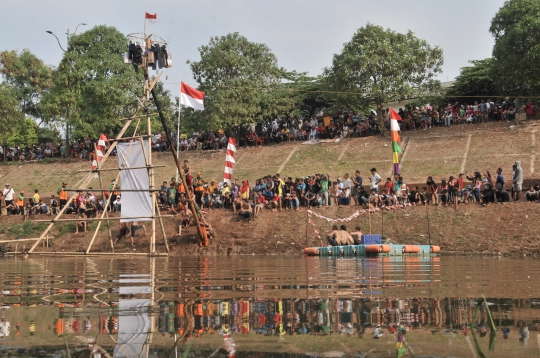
[0,97,538,162]
[154,157,527,230]
[394,98,538,130]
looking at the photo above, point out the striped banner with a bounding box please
[223,137,236,185]
[92,134,108,170]
[389,108,402,175]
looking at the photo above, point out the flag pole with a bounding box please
[144,14,146,38]
[176,82,182,181]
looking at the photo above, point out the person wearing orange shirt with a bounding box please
[57,182,68,209]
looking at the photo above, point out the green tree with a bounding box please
[446,59,498,103]
[490,0,540,96]
[0,49,53,123]
[185,32,300,133]
[42,25,142,138]
[323,24,443,133]
[0,84,24,144]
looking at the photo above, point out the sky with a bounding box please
[1,0,506,97]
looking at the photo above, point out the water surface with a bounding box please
[0,256,539,357]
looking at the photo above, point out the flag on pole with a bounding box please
[180,82,205,111]
[389,108,402,175]
[145,12,158,23]
[92,134,108,170]
[223,137,236,185]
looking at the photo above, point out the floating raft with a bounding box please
[304,244,440,257]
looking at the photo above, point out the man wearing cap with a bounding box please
[57,182,68,210]
[113,195,121,212]
[2,183,15,215]
[194,172,204,206]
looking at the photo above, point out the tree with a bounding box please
[42,25,142,139]
[0,49,53,124]
[0,85,41,145]
[323,24,443,133]
[446,59,498,104]
[0,84,24,144]
[490,0,540,96]
[186,32,300,133]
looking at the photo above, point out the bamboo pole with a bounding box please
[149,74,206,245]
[85,143,114,255]
[36,215,173,223]
[62,188,163,192]
[155,201,170,255]
[146,77,157,254]
[305,210,309,247]
[0,238,41,243]
[29,118,134,253]
[109,134,154,141]
[118,113,159,120]
[26,251,167,256]
[77,165,167,173]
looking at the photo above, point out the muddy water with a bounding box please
[0,256,539,357]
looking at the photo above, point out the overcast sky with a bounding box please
[2,0,505,97]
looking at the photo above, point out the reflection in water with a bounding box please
[0,256,539,357]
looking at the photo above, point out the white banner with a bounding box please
[117,140,152,222]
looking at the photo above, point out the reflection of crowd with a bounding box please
[149,297,537,342]
[0,296,537,354]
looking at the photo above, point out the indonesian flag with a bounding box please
[145,12,157,23]
[180,82,205,111]
[223,137,236,185]
[92,134,108,170]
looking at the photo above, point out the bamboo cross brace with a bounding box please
[29,118,134,253]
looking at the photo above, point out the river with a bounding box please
[0,255,539,357]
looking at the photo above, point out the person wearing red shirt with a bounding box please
[383,178,393,195]
[457,173,464,203]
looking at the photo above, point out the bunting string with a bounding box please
[306,203,413,240]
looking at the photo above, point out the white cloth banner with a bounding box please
[117,140,152,222]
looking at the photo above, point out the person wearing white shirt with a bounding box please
[369,168,382,193]
[3,183,15,208]
[0,316,10,338]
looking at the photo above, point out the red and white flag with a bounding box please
[145,12,158,24]
[223,137,236,185]
[180,82,205,111]
[92,134,108,170]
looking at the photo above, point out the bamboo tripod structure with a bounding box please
[27,31,206,255]
[28,69,170,256]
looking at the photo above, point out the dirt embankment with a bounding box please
[2,120,540,256]
[2,200,540,257]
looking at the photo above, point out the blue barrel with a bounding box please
[319,246,330,257]
[391,244,404,256]
[343,246,355,257]
[355,245,366,256]
[418,245,431,255]
[331,246,343,256]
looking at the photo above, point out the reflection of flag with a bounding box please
[389,108,402,175]
[92,134,108,170]
[145,12,157,23]
[180,82,205,111]
[223,138,236,185]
